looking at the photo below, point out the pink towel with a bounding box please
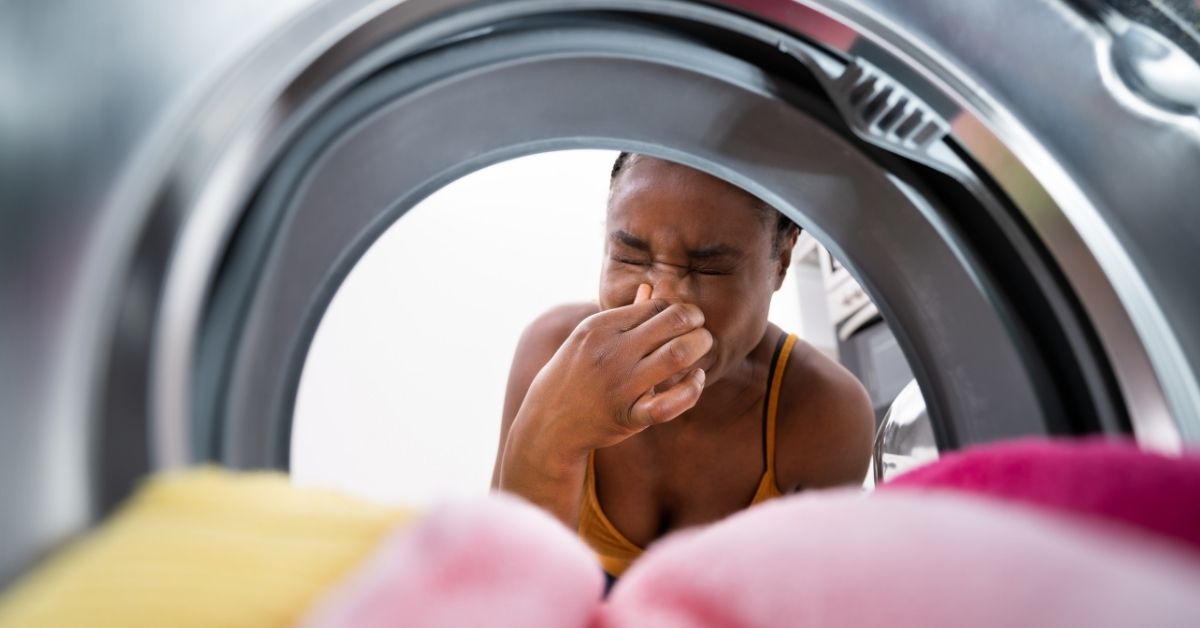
[597,490,1200,628]
[301,494,603,628]
[881,437,1200,553]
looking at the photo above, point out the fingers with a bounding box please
[625,301,706,356]
[630,368,706,427]
[588,296,699,335]
[578,284,704,377]
[631,326,713,389]
[635,283,651,304]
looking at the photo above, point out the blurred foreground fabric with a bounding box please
[0,469,414,627]
[881,437,1200,552]
[300,496,603,628]
[599,488,1200,627]
[2,439,1198,627]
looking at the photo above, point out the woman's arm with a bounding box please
[492,287,712,527]
[489,303,596,491]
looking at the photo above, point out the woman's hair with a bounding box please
[609,152,799,256]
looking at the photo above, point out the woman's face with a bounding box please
[599,157,792,386]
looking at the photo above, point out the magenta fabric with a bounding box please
[881,437,1200,553]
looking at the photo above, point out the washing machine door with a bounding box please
[2,0,1198,584]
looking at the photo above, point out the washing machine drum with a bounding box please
[2,0,1198,582]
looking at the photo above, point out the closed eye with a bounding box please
[613,256,650,266]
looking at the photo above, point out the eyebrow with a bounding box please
[609,230,744,260]
[688,244,743,260]
[611,230,650,251]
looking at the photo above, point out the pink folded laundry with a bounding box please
[301,493,603,628]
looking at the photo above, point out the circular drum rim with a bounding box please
[111,0,1195,483]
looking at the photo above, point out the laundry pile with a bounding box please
[1,439,1198,627]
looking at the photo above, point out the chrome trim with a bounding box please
[873,379,938,484]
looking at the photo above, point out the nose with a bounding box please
[647,264,690,301]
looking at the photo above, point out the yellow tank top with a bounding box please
[578,333,798,578]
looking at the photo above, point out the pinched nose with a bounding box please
[647,270,692,302]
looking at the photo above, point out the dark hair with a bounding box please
[610,152,799,256]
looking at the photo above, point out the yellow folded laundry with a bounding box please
[0,468,414,628]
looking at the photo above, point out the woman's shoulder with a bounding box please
[509,302,600,367]
[775,332,875,490]
[778,334,859,400]
[522,302,600,346]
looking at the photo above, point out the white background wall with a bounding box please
[290,150,806,506]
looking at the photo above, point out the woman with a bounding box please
[492,153,874,579]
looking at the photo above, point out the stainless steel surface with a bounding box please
[4,0,1199,585]
[1111,19,1200,113]
[723,0,1200,449]
[0,0,313,584]
[209,22,1048,464]
[873,379,938,484]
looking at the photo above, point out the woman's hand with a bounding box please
[498,284,712,525]
[525,283,711,452]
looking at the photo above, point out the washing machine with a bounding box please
[2,0,1198,584]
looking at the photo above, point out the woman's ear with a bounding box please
[774,227,800,290]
